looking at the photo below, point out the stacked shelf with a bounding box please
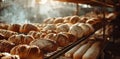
[54,0,114,7]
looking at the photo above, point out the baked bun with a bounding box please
[69,24,84,38]
[106,13,116,21]
[0,52,20,59]
[53,17,64,24]
[56,24,69,32]
[43,18,55,24]
[63,16,71,23]
[60,32,77,42]
[19,24,39,34]
[86,18,101,26]
[86,23,94,33]
[78,17,88,23]
[0,40,15,52]
[28,31,48,39]
[46,30,57,34]
[55,33,70,47]
[10,45,44,59]
[86,18,102,30]
[77,23,91,35]
[44,33,57,40]
[8,24,21,32]
[0,29,18,39]
[42,24,56,31]
[8,34,34,45]
[43,18,51,24]
[0,23,9,30]
[69,16,80,24]
[0,33,5,39]
[28,31,43,39]
[30,39,58,52]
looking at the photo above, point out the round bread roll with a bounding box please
[0,29,18,39]
[77,23,91,35]
[56,23,63,26]
[63,16,71,23]
[8,24,21,32]
[0,23,9,30]
[69,24,84,38]
[56,24,69,32]
[10,45,44,59]
[86,23,94,33]
[46,30,57,34]
[78,17,88,23]
[86,18,101,26]
[0,52,20,59]
[0,33,5,39]
[28,31,43,39]
[55,33,70,47]
[69,16,80,24]
[0,40,15,52]
[8,34,34,45]
[86,18,102,30]
[43,18,55,24]
[44,33,57,40]
[53,17,64,24]
[59,32,77,42]
[66,23,73,27]
[30,39,58,52]
[42,24,56,31]
[43,18,51,24]
[106,13,116,21]
[19,24,39,34]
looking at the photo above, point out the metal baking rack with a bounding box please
[45,0,114,59]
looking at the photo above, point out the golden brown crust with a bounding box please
[56,24,69,32]
[8,34,34,45]
[63,16,71,23]
[0,33,5,39]
[0,40,15,52]
[30,39,58,52]
[8,24,21,32]
[43,18,55,24]
[86,18,102,30]
[69,24,84,38]
[28,31,43,39]
[69,16,80,24]
[0,23,9,30]
[78,17,88,23]
[10,45,43,59]
[44,33,57,40]
[42,24,56,31]
[28,31,48,39]
[0,29,18,39]
[55,33,70,47]
[53,17,64,24]
[77,23,91,35]
[19,24,39,34]
[0,52,20,59]
[60,32,77,42]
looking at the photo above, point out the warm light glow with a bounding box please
[39,0,56,4]
[40,0,48,4]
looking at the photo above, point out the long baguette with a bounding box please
[82,41,101,59]
[65,40,87,57]
[73,42,93,59]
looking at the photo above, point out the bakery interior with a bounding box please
[0,0,120,59]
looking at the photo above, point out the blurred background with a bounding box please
[0,0,113,24]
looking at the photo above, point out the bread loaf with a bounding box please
[0,40,15,52]
[8,34,34,45]
[10,45,44,59]
[30,39,58,52]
